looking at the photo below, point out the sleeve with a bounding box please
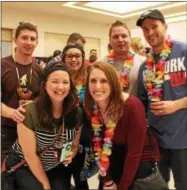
[118,97,147,190]
[22,103,35,131]
[137,63,149,115]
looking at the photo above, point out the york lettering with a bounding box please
[165,57,186,73]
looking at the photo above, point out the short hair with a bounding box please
[90,49,97,54]
[53,50,61,57]
[15,22,38,39]
[108,43,112,51]
[67,33,86,45]
[84,62,124,120]
[109,20,131,38]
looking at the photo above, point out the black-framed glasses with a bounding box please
[66,54,82,60]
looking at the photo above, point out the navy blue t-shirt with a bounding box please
[138,40,187,149]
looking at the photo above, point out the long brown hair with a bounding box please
[36,62,78,128]
[84,62,124,121]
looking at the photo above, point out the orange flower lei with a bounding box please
[91,106,116,177]
[144,36,173,101]
[107,50,135,90]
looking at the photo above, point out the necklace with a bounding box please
[144,36,173,101]
[91,105,116,176]
[14,59,33,100]
[107,50,135,90]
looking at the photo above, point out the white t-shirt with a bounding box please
[100,54,146,96]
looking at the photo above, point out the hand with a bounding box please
[150,101,177,115]
[42,183,51,190]
[10,106,25,123]
[103,181,117,190]
[62,151,73,165]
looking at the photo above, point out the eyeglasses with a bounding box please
[66,54,82,60]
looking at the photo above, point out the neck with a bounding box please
[114,51,129,61]
[14,52,32,65]
[97,101,109,113]
[152,43,165,54]
[52,103,63,118]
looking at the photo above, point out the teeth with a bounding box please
[55,92,64,95]
[94,92,103,95]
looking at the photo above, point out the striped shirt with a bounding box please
[12,102,82,171]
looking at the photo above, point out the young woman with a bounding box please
[84,62,160,190]
[6,62,82,190]
[62,43,89,189]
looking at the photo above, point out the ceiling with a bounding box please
[2,1,187,27]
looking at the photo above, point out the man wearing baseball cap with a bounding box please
[137,9,187,189]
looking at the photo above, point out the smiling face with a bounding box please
[141,18,167,51]
[14,29,38,56]
[89,68,111,105]
[65,48,83,73]
[110,26,131,56]
[45,70,70,105]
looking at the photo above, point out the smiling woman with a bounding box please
[5,62,83,190]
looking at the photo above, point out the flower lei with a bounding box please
[75,79,86,105]
[107,50,135,90]
[91,106,116,177]
[144,36,173,102]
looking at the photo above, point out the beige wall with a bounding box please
[131,20,187,46]
[2,6,109,57]
[2,5,186,58]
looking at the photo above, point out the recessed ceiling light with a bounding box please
[85,2,166,14]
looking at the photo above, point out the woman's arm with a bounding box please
[17,123,51,190]
[118,97,147,190]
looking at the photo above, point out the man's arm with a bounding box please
[1,103,25,123]
[150,96,187,115]
[175,96,187,110]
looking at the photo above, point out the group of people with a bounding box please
[1,9,187,190]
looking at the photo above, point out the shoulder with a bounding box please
[124,95,144,110]
[24,101,38,118]
[134,54,146,64]
[2,56,14,66]
[172,40,187,55]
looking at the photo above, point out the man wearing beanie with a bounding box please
[137,9,187,189]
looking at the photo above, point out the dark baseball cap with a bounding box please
[136,9,165,27]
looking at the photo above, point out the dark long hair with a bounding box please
[36,62,78,128]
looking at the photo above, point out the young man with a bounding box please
[137,9,187,189]
[1,22,42,161]
[101,20,146,96]
[88,49,98,64]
